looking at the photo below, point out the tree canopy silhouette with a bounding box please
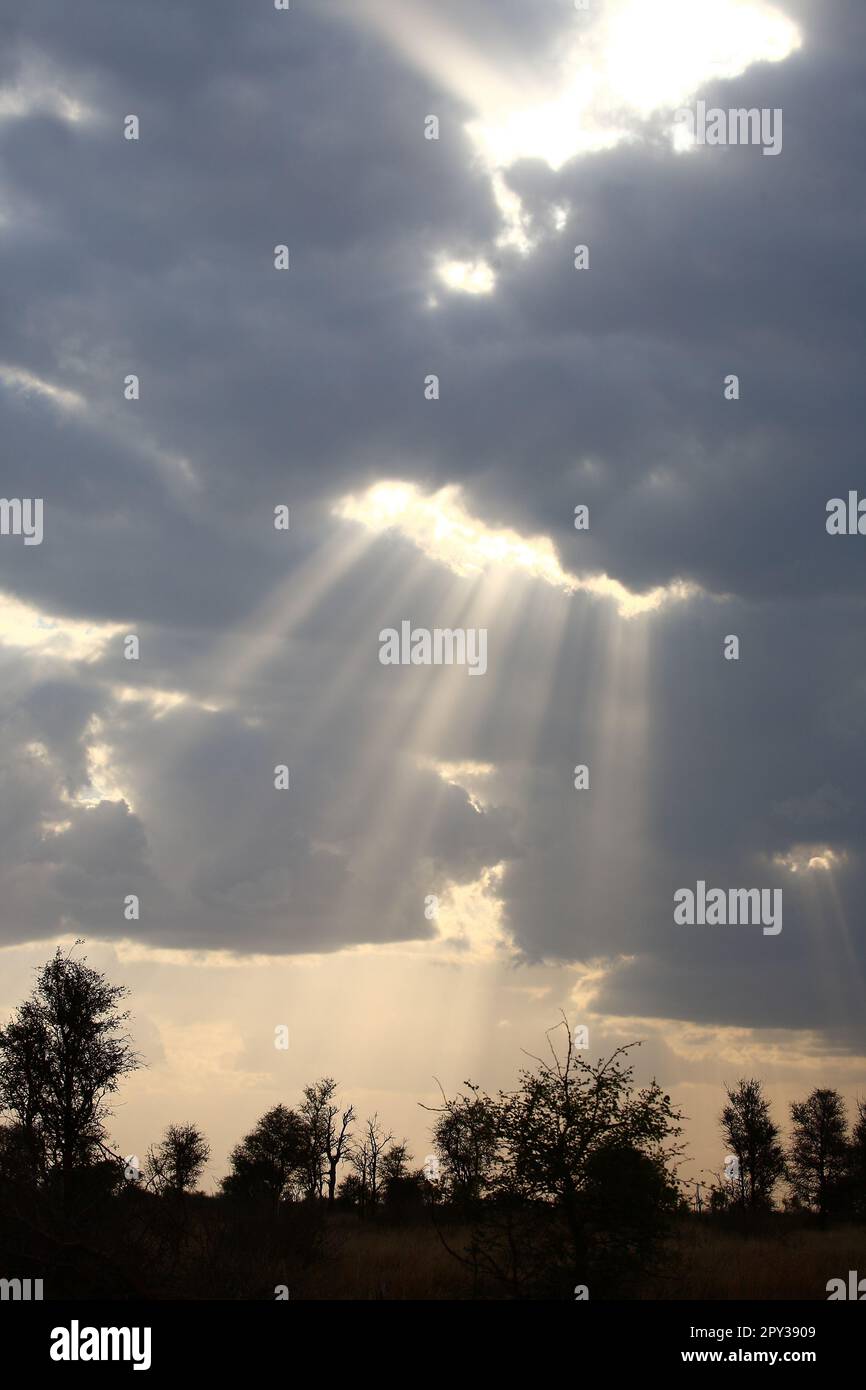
[221,1103,307,1203]
[0,943,139,1208]
[788,1088,850,1218]
[146,1123,210,1196]
[720,1078,786,1211]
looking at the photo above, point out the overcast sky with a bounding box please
[1,0,864,1190]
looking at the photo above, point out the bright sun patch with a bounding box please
[462,0,801,172]
[773,845,847,874]
[348,0,801,285]
[435,258,497,296]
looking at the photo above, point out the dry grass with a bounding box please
[288,1215,866,1299]
[644,1220,866,1301]
[299,1219,476,1300]
[10,1190,866,1299]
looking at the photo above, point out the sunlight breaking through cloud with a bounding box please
[469,0,801,171]
[344,0,801,284]
[335,481,698,617]
[435,257,497,296]
[0,592,122,661]
[420,757,496,813]
[773,845,848,874]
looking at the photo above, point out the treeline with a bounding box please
[701,1077,866,1220]
[0,946,864,1298]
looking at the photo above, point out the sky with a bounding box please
[1,0,865,1196]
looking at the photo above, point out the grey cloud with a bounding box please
[0,0,864,1058]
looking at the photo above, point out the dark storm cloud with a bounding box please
[4,0,863,614]
[482,589,866,1048]
[1,0,864,1051]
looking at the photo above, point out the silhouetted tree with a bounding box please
[374,1141,424,1217]
[720,1078,785,1211]
[434,1021,683,1297]
[299,1078,354,1206]
[0,944,139,1209]
[349,1113,393,1213]
[708,1182,731,1215]
[0,1121,43,1188]
[788,1088,849,1217]
[221,1104,306,1202]
[579,1138,682,1287]
[146,1123,210,1196]
[336,1172,365,1208]
[381,1141,411,1185]
[426,1082,501,1204]
[848,1101,866,1219]
[499,1026,682,1291]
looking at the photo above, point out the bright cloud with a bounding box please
[435,258,497,296]
[773,845,848,874]
[335,481,697,617]
[345,0,801,277]
[0,592,122,661]
[0,363,86,414]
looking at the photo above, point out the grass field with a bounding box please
[276,1215,866,1300]
[6,1190,866,1299]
